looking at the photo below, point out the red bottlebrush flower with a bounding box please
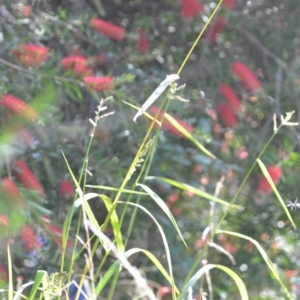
[90,18,125,41]
[20,225,41,251]
[61,55,93,77]
[217,103,238,128]
[0,215,8,227]
[137,30,150,54]
[204,16,227,44]
[21,5,32,17]
[223,0,236,10]
[13,160,44,196]
[1,178,24,208]
[59,180,74,200]
[218,84,241,113]
[258,165,282,193]
[12,44,49,67]
[231,62,262,92]
[83,76,114,92]
[157,286,172,299]
[40,216,72,248]
[180,0,203,19]
[0,264,8,282]
[150,106,194,138]
[167,192,179,203]
[0,94,39,122]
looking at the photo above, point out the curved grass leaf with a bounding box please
[137,183,187,247]
[164,113,216,159]
[257,159,296,230]
[85,184,148,195]
[216,229,293,300]
[147,177,243,210]
[119,201,178,299]
[180,264,248,300]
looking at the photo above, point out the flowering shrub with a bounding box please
[180,0,203,20]
[217,103,238,128]
[231,61,262,92]
[13,160,44,196]
[12,44,49,67]
[218,83,241,113]
[19,225,41,252]
[204,16,227,44]
[83,76,114,91]
[90,18,125,41]
[0,94,39,122]
[137,30,150,54]
[59,180,74,200]
[61,55,93,77]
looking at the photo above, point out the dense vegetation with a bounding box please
[0,0,300,299]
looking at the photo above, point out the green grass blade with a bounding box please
[85,185,148,195]
[217,230,293,300]
[148,177,243,209]
[95,261,122,296]
[137,183,187,247]
[122,100,162,126]
[257,159,296,230]
[28,270,47,300]
[99,194,125,253]
[180,264,248,300]
[164,113,216,159]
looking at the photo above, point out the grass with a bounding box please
[1,1,299,299]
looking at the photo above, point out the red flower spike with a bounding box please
[0,215,8,227]
[0,264,8,282]
[90,18,125,41]
[157,286,172,299]
[204,16,227,44]
[40,215,72,248]
[83,76,114,92]
[218,84,241,113]
[13,160,44,196]
[223,0,236,10]
[20,225,41,251]
[12,44,49,67]
[59,180,74,200]
[22,5,32,17]
[217,103,238,128]
[258,165,282,193]
[137,30,150,54]
[0,94,39,122]
[231,62,262,92]
[180,0,203,20]
[1,178,24,208]
[150,106,194,138]
[61,55,93,77]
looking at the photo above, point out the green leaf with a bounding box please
[28,270,48,300]
[148,177,243,209]
[257,159,296,230]
[164,112,216,159]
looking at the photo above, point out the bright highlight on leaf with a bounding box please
[133,74,179,123]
